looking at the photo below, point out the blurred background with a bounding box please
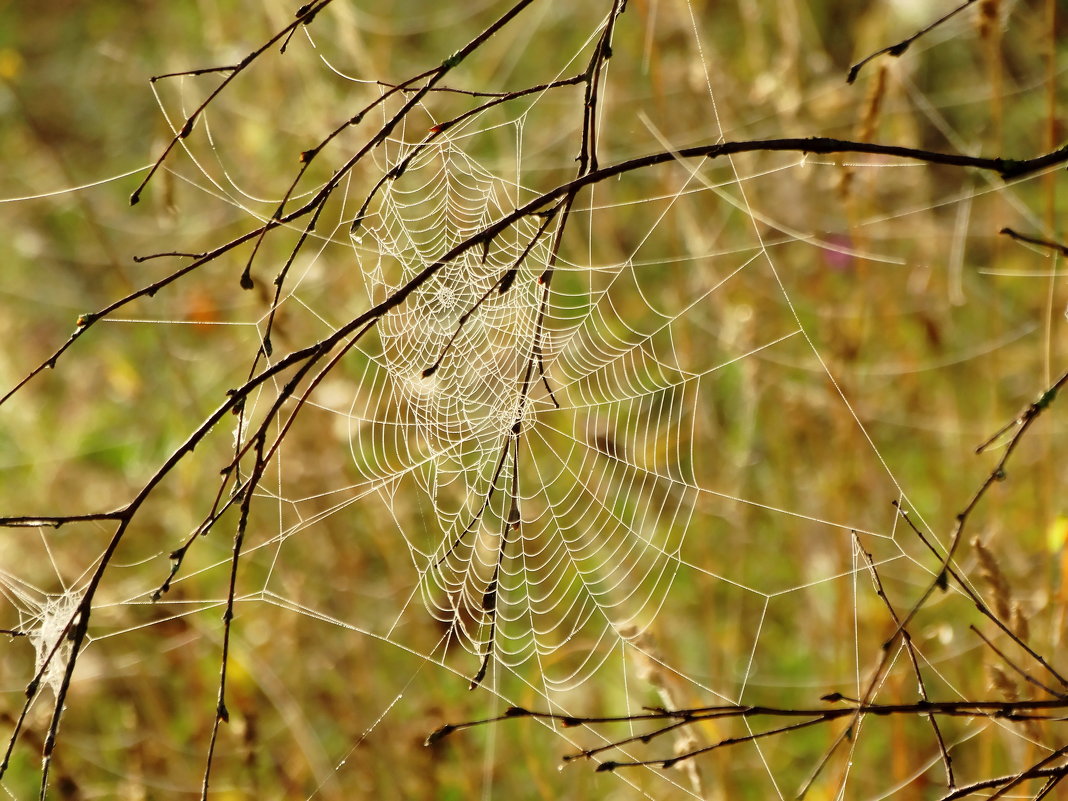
[1,1,1067,799]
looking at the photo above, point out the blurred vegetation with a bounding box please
[2,1,1067,799]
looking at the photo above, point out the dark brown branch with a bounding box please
[1034,773,1067,801]
[251,67,437,355]
[432,696,1068,762]
[437,0,622,690]
[432,443,512,570]
[939,768,1065,801]
[0,220,283,409]
[150,66,241,81]
[6,3,1067,790]
[348,72,585,238]
[0,512,126,529]
[231,0,545,360]
[6,134,1064,413]
[3,293,387,789]
[422,211,557,379]
[468,438,520,690]
[439,359,1068,785]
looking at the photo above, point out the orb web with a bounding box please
[341,130,715,687]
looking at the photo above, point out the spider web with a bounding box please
[342,126,714,688]
[1,1,1065,799]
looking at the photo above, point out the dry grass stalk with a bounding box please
[839,64,887,200]
[977,0,1001,42]
[972,536,1013,623]
[856,64,888,144]
[1010,601,1030,643]
[987,665,1042,740]
[987,664,1018,701]
[976,541,1043,742]
[619,624,707,799]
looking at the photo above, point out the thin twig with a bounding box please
[0,511,126,529]
[971,625,1062,699]
[893,498,1068,692]
[847,0,980,83]
[884,370,1068,683]
[1000,226,1068,258]
[431,696,1068,769]
[130,1,336,205]
[939,743,1068,800]
[856,534,954,788]
[132,251,207,262]
[200,433,264,800]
